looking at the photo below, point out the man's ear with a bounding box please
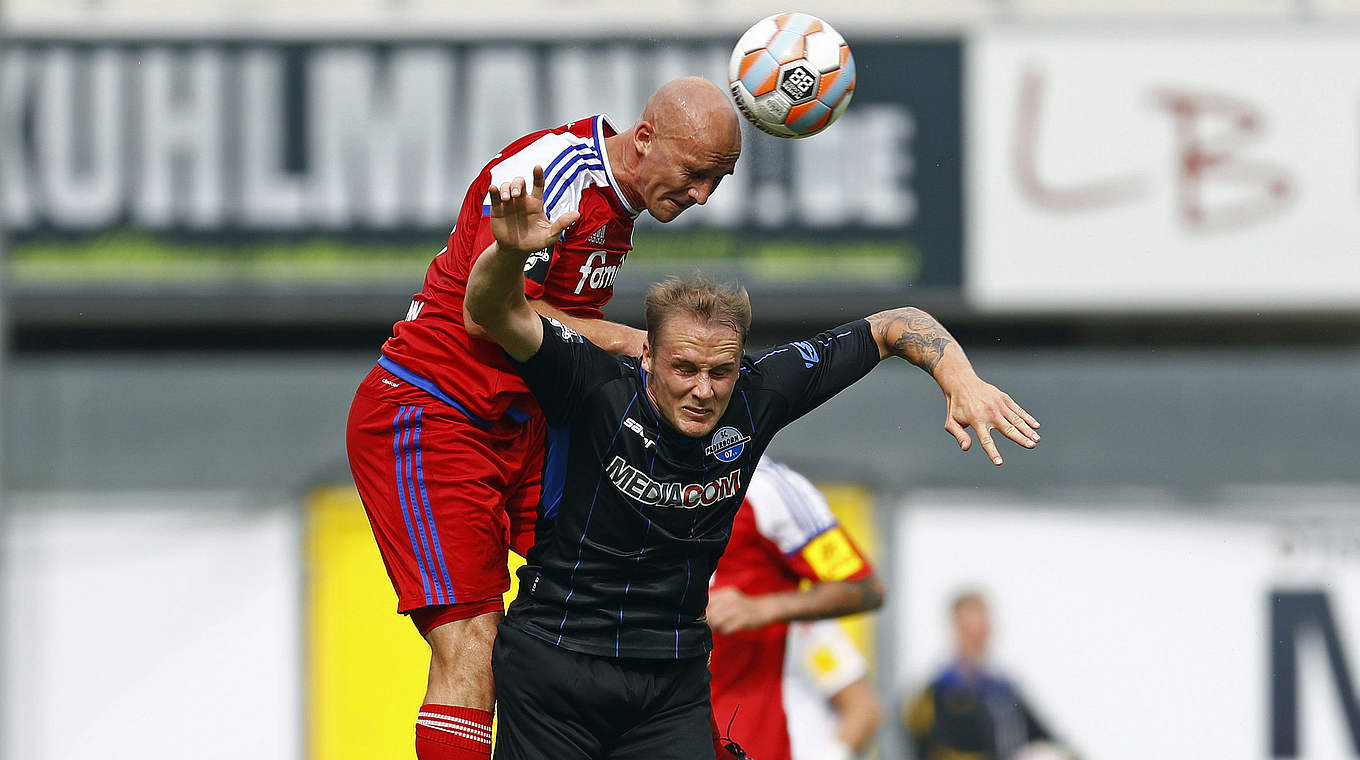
[641,339,653,372]
[634,121,655,157]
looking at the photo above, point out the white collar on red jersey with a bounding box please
[593,114,640,218]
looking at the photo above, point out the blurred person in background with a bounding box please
[345,76,742,760]
[707,457,885,760]
[903,591,1075,760]
[783,618,884,760]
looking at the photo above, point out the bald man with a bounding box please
[345,77,742,760]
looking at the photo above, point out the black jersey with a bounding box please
[504,315,881,659]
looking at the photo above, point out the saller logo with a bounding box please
[705,426,750,463]
[605,457,741,509]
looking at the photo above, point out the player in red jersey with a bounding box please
[707,457,886,760]
[345,77,742,760]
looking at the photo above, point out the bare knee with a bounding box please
[428,612,499,664]
[423,610,502,708]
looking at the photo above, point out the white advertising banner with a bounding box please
[967,30,1360,312]
[2,492,302,760]
[893,498,1360,760]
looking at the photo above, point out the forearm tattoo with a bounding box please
[788,577,885,622]
[870,307,955,373]
[846,576,885,612]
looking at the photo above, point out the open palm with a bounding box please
[488,166,580,256]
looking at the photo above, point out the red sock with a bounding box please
[415,704,493,760]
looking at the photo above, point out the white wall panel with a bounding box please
[2,493,302,760]
[893,496,1360,760]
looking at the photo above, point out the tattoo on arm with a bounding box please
[785,576,885,622]
[869,307,955,373]
[846,575,885,612]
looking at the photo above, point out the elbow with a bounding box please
[861,696,885,739]
[464,290,505,338]
[863,575,886,612]
[463,304,490,338]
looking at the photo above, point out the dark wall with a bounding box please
[5,347,1357,494]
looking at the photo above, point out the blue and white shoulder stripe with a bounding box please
[747,457,839,554]
[483,131,606,222]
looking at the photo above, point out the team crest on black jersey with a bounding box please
[705,426,750,463]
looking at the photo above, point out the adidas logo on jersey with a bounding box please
[588,224,607,245]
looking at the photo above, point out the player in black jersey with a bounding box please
[465,170,1042,760]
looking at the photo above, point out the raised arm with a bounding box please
[867,307,1041,465]
[464,167,580,361]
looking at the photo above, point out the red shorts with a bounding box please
[345,364,545,615]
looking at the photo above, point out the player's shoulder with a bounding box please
[541,316,635,375]
[488,116,604,179]
[749,457,824,508]
[750,322,867,366]
[541,315,587,345]
[583,353,643,410]
[746,457,838,546]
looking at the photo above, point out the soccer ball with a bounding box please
[728,12,856,139]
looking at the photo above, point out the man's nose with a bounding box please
[689,181,713,205]
[693,375,714,398]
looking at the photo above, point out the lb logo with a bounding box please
[705,426,750,463]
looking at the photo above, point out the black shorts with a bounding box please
[492,622,716,760]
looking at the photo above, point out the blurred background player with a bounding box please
[344,77,742,760]
[903,591,1074,760]
[784,618,884,760]
[707,457,887,760]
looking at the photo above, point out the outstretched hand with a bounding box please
[488,166,581,256]
[942,377,1041,466]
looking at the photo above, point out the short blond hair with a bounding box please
[643,274,752,348]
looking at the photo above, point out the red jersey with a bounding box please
[709,458,875,760]
[380,115,639,426]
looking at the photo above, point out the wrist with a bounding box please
[497,241,538,259]
[931,345,974,387]
[753,593,785,627]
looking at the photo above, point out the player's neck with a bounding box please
[603,131,645,211]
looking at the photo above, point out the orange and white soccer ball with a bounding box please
[728,12,856,138]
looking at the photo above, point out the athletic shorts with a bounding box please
[345,364,545,614]
[491,622,716,760]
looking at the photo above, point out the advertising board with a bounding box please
[2,38,961,323]
[968,30,1360,312]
